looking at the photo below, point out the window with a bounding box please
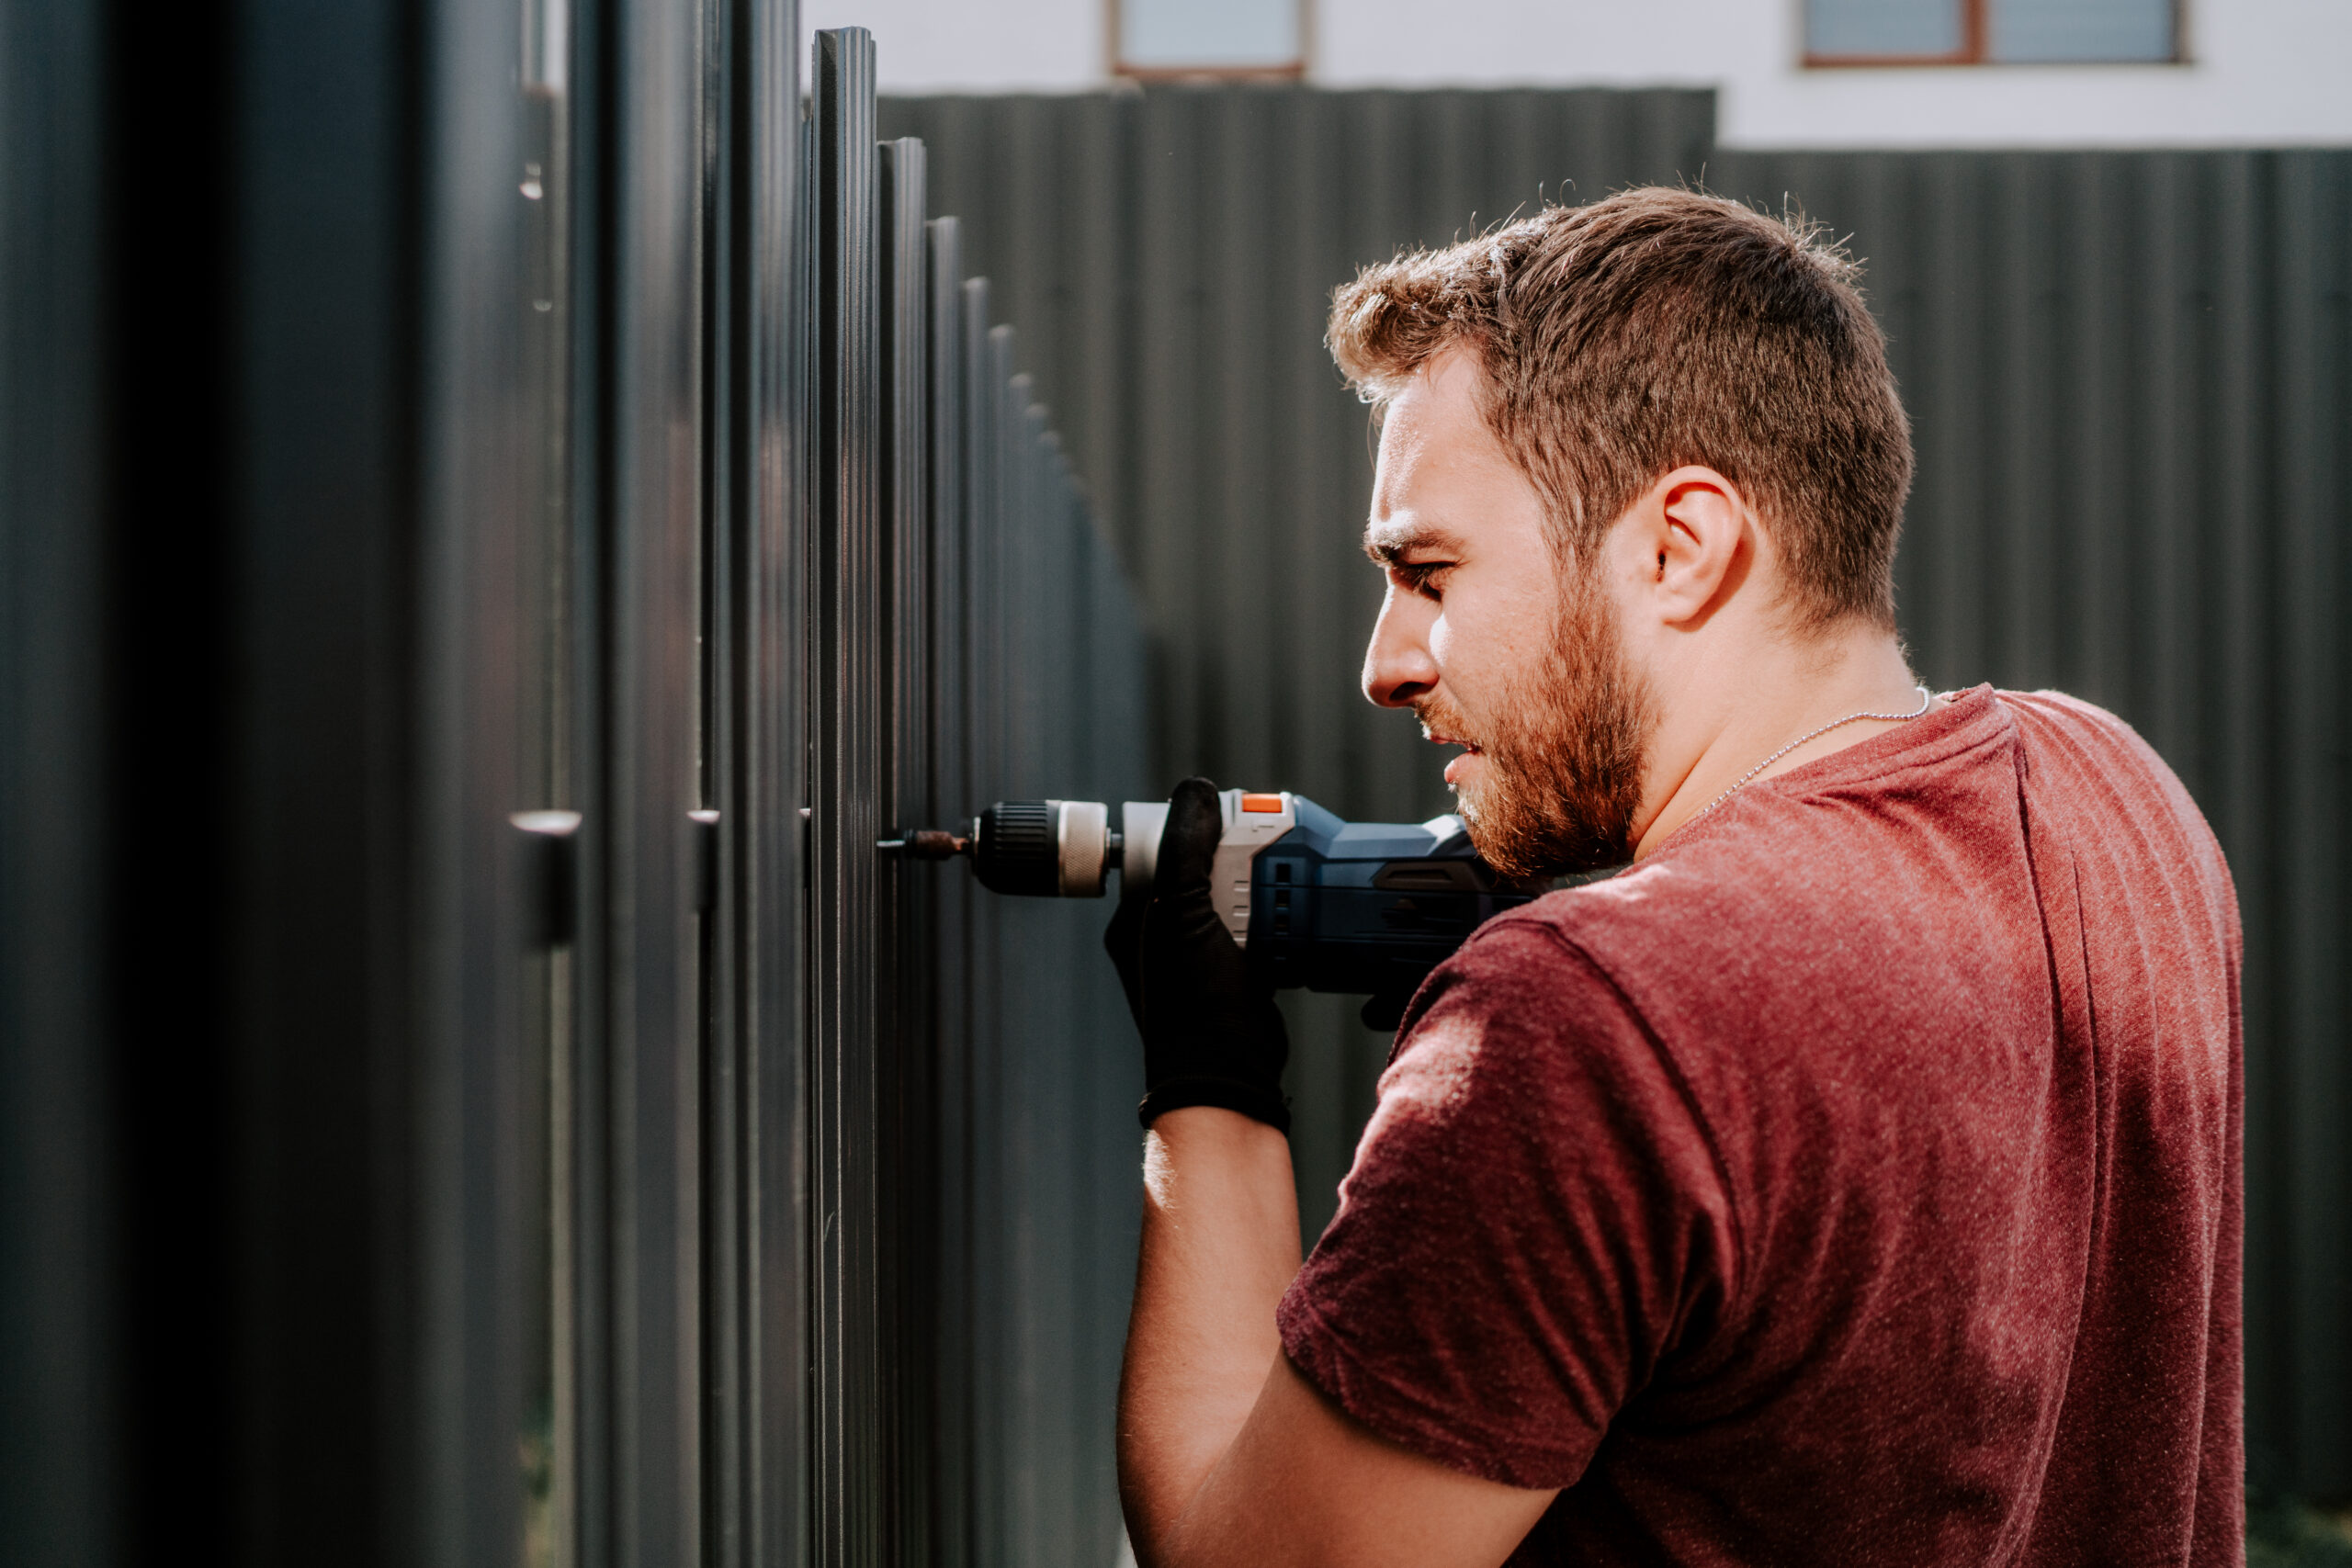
[1114,0,1307,79]
[1805,0,2179,64]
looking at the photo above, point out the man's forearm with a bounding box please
[1118,1106,1303,1562]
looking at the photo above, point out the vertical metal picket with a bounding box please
[0,0,107,1553]
[878,131,933,1568]
[702,0,808,1560]
[924,218,979,1568]
[956,276,1006,1568]
[811,27,885,1565]
[564,0,715,1558]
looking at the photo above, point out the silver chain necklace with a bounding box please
[1689,685,1934,825]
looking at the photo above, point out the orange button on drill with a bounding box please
[1240,793,1285,813]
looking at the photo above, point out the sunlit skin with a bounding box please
[1118,344,1937,1568]
[1362,344,1937,855]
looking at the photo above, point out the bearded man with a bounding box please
[1103,188,2243,1567]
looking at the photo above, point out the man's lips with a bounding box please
[1425,730,1484,785]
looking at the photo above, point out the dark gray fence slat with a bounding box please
[2274,151,2351,1494]
[812,26,884,1565]
[0,0,107,1553]
[923,215,978,1568]
[1,0,548,1557]
[612,0,716,1553]
[705,0,808,1560]
[588,0,715,1557]
[878,130,931,1568]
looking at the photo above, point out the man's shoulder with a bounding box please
[1995,689,2221,842]
[1994,687,2172,786]
[1478,861,1741,964]
[1994,684,2140,743]
[1431,680,2219,1061]
[1472,831,1859,986]
[1442,741,2041,1076]
[1432,857,1838,1078]
[1982,687,2236,944]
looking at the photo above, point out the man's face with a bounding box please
[1360,347,1652,876]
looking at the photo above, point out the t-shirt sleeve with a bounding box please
[1277,918,1739,1492]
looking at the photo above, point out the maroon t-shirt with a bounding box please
[1279,687,2243,1565]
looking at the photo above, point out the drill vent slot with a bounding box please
[1373,859,1486,892]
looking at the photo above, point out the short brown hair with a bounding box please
[1329,187,1912,630]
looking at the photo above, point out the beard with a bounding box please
[1418,564,1653,878]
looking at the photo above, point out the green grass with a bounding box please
[2249,1487,2352,1568]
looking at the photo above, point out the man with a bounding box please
[1104,188,2242,1566]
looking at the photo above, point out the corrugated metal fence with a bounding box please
[882,85,2352,1499]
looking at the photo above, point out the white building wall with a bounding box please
[1317,0,2352,148]
[807,0,2352,148]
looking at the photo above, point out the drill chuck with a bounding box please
[973,800,1059,895]
[973,798,1159,898]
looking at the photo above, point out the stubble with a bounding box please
[1421,563,1653,878]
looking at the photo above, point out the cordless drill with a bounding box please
[899,791,1544,1012]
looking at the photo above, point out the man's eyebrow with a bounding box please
[1362,523,1464,567]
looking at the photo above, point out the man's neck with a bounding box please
[1632,622,1931,859]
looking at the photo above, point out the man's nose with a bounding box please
[1362,586,1440,708]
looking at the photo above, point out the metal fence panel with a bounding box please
[0,0,550,1558]
[2273,149,2350,1501]
[414,0,539,1554]
[811,28,885,1564]
[886,85,2352,1501]
[0,0,107,1554]
[923,216,979,1567]
[575,0,716,1557]
[789,54,1156,1563]
[703,0,808,1560]
[8,1,1159,1561]
[880,132,933,1568]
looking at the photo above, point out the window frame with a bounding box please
[1802,0,2187,68]
[1108,0,1311,83]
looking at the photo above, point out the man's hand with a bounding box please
[1104,777,1291,1130]
[1106,784,1557,1565]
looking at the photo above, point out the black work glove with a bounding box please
[1103,777,1291,1133]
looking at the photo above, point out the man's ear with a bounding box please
[1642,466,1752,626]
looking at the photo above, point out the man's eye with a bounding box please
[1396,562,1453,599]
